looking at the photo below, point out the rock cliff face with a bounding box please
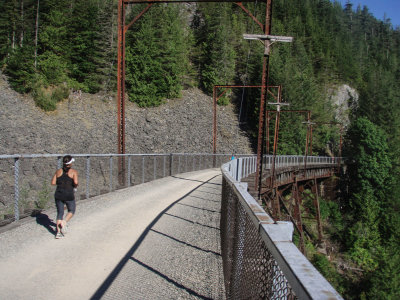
[0,74,254,216]
[327,84,359,128]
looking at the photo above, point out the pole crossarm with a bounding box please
[268,101,289,112]
[243,34,293,42]
[244,33,293,55]
[302,120,316,126]
[268,109,311,114]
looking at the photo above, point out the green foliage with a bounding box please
[366,246,400,299]
[217,96,230,106]
[312,254,345,294]
[31,86,55,111]
[347,221,382,271]
[1,0,116,105]
[51,84,69,103]
[342,117,391,272]
[35,181,51,209]
[322,200,343,233]
[38,52,69,85]
[125,4,189,107]
[5,46,35,93]
[19,185,31,213]
[193,3,237,94]
[344,117,391,210]
[68,0,103,93]
[30,75,69,111]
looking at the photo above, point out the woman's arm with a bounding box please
[51,171,58,186]
[72,170,79,187]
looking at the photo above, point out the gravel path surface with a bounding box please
[0,169,225,300]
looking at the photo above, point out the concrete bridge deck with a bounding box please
[0,169,225,299]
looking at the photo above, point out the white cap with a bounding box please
[65,158,75,165]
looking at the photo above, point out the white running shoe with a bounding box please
[55,232,63,239]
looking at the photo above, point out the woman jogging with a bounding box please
[51,155,78,239]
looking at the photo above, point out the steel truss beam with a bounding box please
[293,177,305,254]
[265,107,311,215]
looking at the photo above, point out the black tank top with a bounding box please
[55,169,75,201]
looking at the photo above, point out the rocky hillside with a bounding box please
[0,75,253,155]
[0,74,254,217]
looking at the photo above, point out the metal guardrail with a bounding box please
[220,156,343,299]
[226,155,341,182]
[0,153,240,223]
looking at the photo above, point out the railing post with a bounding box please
[154,156,156,180]
[163,155,166,178]
[236,158,240,181]
[86,156,90,199]
[14,157,20,221]
[169,153,173,176]
[127,155,131,186]
[109,156,113,192]
[57,156,62,169]
[142,156,145,184]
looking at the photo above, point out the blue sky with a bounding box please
[333,0,400,27]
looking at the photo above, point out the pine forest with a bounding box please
[1,0,399,298]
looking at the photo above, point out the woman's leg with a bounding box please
[56,220,63,233]
[62,200,76,228]
[55,199,65,235]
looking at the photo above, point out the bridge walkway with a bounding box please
[0,169,225,300]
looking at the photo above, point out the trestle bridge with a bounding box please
[0,153,343,299]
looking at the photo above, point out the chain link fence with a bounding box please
[220,157,343,300]
[0,153,237,225]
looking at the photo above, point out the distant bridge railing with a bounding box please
[220,156,343,299]
[226,154,340,182]
[0,153,238,225]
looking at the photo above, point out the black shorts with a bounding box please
[55,199,76,220]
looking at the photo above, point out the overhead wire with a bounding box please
[238,0,258,125]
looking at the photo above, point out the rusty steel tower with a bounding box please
[117,0,289,187]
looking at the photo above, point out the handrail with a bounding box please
[1,152,244,223]
[220,156,343,299]
[225,155,341,182]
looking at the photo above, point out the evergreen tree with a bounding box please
[68,0,102,92]
[125,4,189,107]
[343,117,391,271]
[193,3,237,94]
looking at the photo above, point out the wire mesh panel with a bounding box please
[220,176,237,295]
[0,153,246,225]
[221,157,344,300]
[221,177,296,300]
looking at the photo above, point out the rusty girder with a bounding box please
[117,0,271,184]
